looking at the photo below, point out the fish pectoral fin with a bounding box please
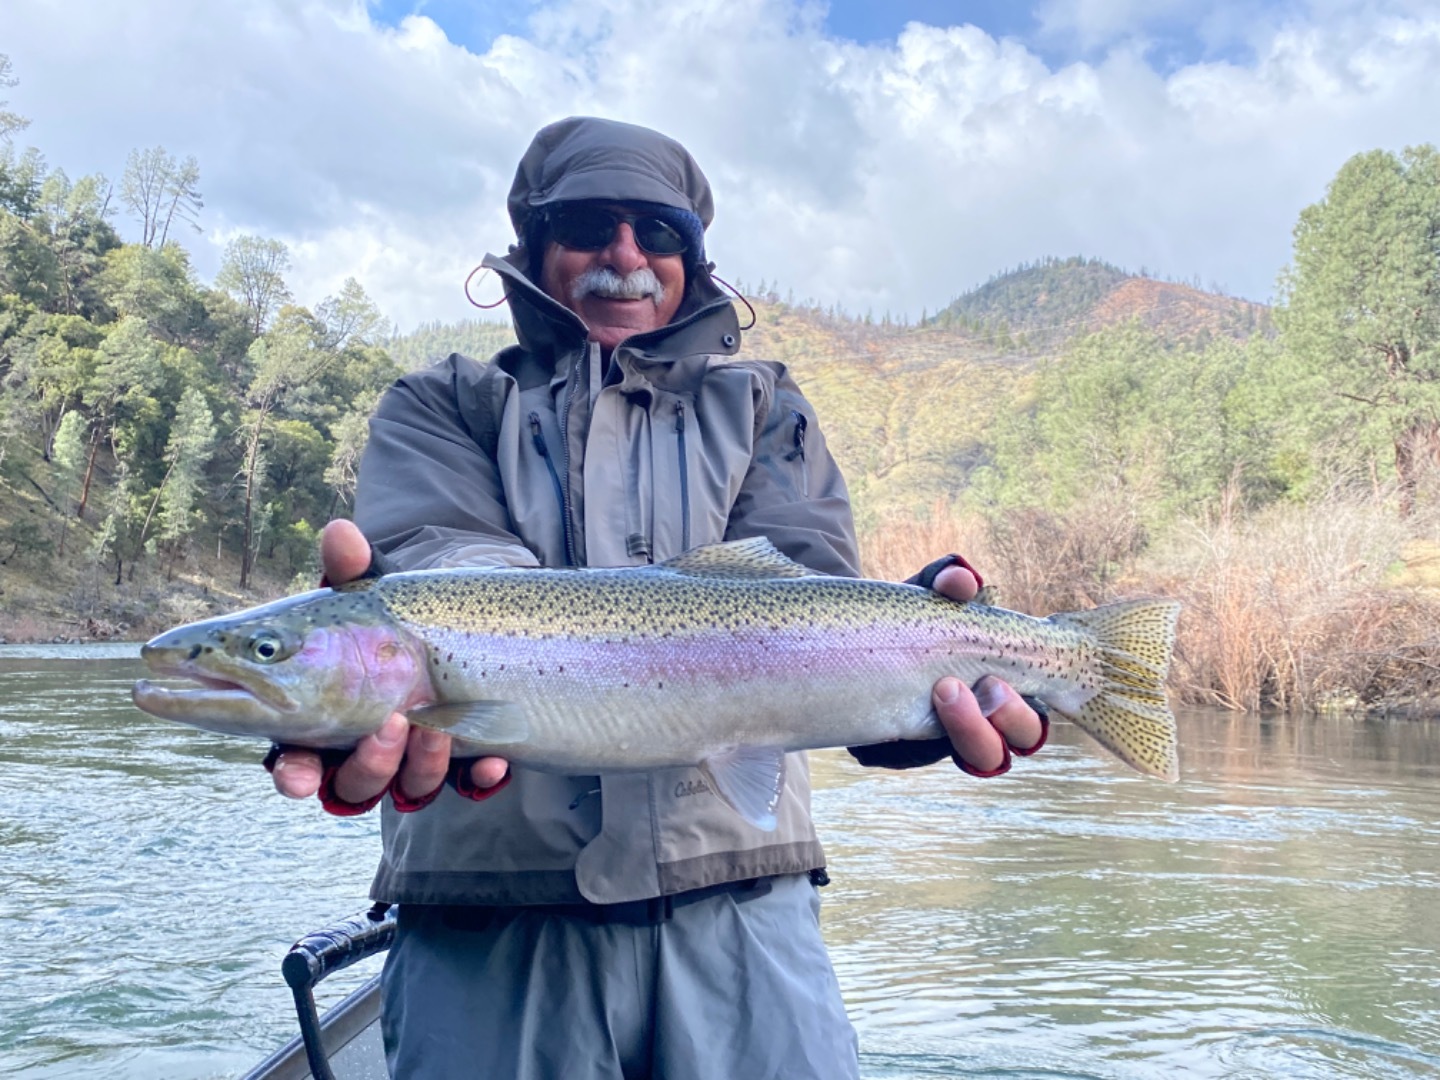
[658,537,824,580]
[407,701,530,745]
[698,746,788,831]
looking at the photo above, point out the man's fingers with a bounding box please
[933,677,1006,773]
[272,749,324,799]
[332,712,409,804]
[320,519,373,587]
[932,564,980,603]
[395,725,452,801]
[934,676,1045,774]
[972,676,1044,753]
[469,756,511,789]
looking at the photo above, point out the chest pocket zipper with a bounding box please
[528,411,571,564]
[675,401,691,552]
[784,410,808,497]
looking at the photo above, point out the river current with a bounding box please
[2,646,1438,1078]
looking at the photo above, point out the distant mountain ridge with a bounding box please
[931,256,1271,349]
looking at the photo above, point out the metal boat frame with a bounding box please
[241,905,396,1080]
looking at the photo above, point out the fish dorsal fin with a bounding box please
[658,538,822,580]
[407,701,530,746]
[698,745,788,831]
[973,585,1001,607]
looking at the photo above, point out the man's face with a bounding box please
[539,203,687,353]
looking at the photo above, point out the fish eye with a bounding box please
[246,630,292,664]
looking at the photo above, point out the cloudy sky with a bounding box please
[4,0,1439,330]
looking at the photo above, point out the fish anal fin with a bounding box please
[408,701,530,746]
[698,745,788,830]
[659,538,823,580]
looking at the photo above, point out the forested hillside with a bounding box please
[0,55,401,636]
[383,317,515,370]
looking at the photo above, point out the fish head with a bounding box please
[131,586,427,748]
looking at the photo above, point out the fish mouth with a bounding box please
[131,677,290,734]
[134,651,300,721]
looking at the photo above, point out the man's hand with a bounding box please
[268,519,510,808]
[929,563,1045,774]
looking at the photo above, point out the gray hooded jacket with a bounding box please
[354,118,860,906]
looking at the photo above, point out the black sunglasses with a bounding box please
[546,205,688,256]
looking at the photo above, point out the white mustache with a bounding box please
[570,267,668,305]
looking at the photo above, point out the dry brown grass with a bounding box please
[860,493,1148,613]
[1156,497,1440,713]
[860,492,1440,715]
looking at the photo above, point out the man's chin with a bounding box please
[581,300,663,340]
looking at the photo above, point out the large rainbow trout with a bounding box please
[132,538,1181,828]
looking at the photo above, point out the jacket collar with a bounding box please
[481,250,743,370]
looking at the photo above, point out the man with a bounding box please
[270,117,1044,1079]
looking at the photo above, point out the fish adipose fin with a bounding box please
[698,745,788,831]
[407,701,530,745]
[659,538,825,580]
[1049,599,1182,782]
[973,585,1000,607]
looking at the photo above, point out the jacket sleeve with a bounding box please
[353,355,540,573]
[723,370,861,577]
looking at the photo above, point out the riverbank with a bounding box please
[0,522,293,645]
[861,492,1440,716]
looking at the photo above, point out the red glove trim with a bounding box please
[953,740,1012,779]
[389,777,446,813]
[451,759,513,802]
[317,760,387,817]
[1010,710,1049,757]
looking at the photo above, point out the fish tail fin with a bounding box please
[1050,599,1182,782]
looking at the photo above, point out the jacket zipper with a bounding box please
[785,410,808,497]
[555,352,582,566]
[529,410,573,566]
[674,400,691,552]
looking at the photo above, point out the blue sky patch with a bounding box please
[367,0,1273,71]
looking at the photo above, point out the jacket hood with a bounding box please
[508,117,715,242]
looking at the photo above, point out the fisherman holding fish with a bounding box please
[144,118,1167,1079]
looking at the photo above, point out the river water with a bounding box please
[2,645,1438,1078]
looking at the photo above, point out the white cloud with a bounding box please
[1036,0,1195,51]
[4,0,1439,328]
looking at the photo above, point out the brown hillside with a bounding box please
[1089,278,1271,343]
